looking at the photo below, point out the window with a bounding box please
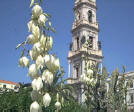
[76,67,79,78]
[76,37,79,50]
[81,36,86,45]
[88,10,92,22]
[130,93,134,103]
[3,85,6,89]
[14,86,18,90]
[89,36,93,48]
[130,82,133,88]
[98,41,101,50]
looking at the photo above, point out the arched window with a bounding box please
[76,37,79,50]
[88,10,92,22]
[89,36,93,48]
[76,67,79,78]
[81,36,86,45]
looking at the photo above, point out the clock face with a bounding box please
[81,36,86,44]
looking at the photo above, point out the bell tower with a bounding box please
[68,0,103,102]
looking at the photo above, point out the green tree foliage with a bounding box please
[0,67,133,112]
[0,83,86,112]
[82,66,133,112]
[0,84,32,111]
[107,67,133,112]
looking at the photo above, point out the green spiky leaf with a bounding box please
[50,26,56,33]
[30,0,34,7]
[16,44,21,49]
[44,13,51,18]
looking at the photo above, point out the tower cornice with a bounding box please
[72,20,99,33]
[74,0,97,11]
[68,50,103,61]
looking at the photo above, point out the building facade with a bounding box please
[0,80,19,92]
[123,71,134,109]
[68,0,103,102]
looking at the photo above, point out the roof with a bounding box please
[0,80,19,86]
[124,71,134,75]
[120,71,134,78]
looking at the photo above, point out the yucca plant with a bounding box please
[16,0,76,111]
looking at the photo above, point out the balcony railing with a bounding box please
[68,48,103,59]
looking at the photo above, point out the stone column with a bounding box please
[68,60,72,84]
[100,62,103,73]
[68,60,71,78]
[82,59,85,75]
[81,59,85,102]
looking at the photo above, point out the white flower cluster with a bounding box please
[55,93,61,110]
[80,67,97,86]
[18,3,61,112]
